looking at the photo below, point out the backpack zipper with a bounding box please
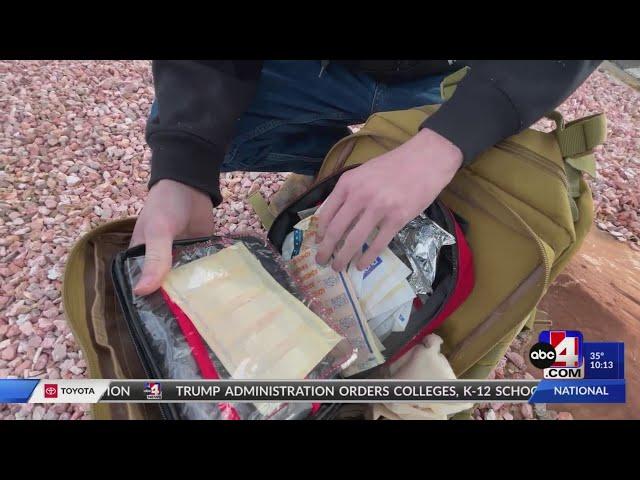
[447,177,551,294]
[496,140,569,189]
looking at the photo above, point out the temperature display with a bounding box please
[583,342,624,380]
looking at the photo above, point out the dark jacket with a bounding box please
[146,60,601,205]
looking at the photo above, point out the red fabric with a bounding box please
[160,287,241,420]
[160,288,220,379]
[388,211,475,364]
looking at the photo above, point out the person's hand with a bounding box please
[130,179,215,296]
[315,128,463,272]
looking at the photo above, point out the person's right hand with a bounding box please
[130,179,215,296]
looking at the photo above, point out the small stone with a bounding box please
[43,307,59,319]
[505,351,526,370]
[47,268,61,280]
[520,403,534,420]
[6,325,21,338]
[34,353,48,371]
[43,409,59,420]
[19,322,34,336]
[53,320,67,331]
[32,406,46,420]
[14,359,32,376]
[1,343,17,361]
[484,409,496,420]
[51,343,67,362]
[65,175,81,186]
[534,403,547,417]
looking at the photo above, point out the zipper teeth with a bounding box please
[112,261,171,420]
[496,141,568,189]
[122,306,171,420]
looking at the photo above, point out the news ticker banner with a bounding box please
[0,378,626,404]
[0,332,625,406]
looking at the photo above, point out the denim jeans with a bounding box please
[205,61,445,175]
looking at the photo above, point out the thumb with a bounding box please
[133,230,173,296]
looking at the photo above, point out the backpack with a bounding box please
[62,70,606,419]
[257,99,606,381]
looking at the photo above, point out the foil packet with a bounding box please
[392,213,456,300]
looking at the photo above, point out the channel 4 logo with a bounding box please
[143,382,162,400]
[529,330,584,379]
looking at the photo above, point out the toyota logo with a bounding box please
[44,384,58,398]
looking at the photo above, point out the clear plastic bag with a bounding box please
[125,235,355,420]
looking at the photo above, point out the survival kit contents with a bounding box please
[115,201,457,420]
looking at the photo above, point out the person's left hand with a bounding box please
[315,128,463,272]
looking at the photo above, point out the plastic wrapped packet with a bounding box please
[125,235,355,420]
[393,214,456,301]
[284,216,385,376]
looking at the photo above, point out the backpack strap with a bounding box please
[554,113,607,159]
[545,111,607,222]
[248,191,275,230]
[440,66,470,101]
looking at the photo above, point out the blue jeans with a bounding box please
[219,61,445,174]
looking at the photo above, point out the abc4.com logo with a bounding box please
[529,330,585,379]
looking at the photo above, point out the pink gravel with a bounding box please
[1,61,638,420]
[532,71,640,247]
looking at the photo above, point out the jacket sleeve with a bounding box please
[146,60,263,205]
[420,60,601,164]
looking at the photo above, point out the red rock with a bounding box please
[18,322,34,336]
[43,307,59,319]
[520,403,534,420]
[1,344,17,361]
[34,353,48,371]
[14,359,32,376]
[6,325,21,338]
[557,412,574,420]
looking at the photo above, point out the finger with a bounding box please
[315,200,363,266]
[316,182,348,242]
[133,228,174,296]
[331,208,384,272]
[129,226,145,248]
[356,220,399,270]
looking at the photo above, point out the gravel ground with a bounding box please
[1,61,638,420]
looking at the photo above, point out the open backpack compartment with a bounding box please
[108,166,473,419]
